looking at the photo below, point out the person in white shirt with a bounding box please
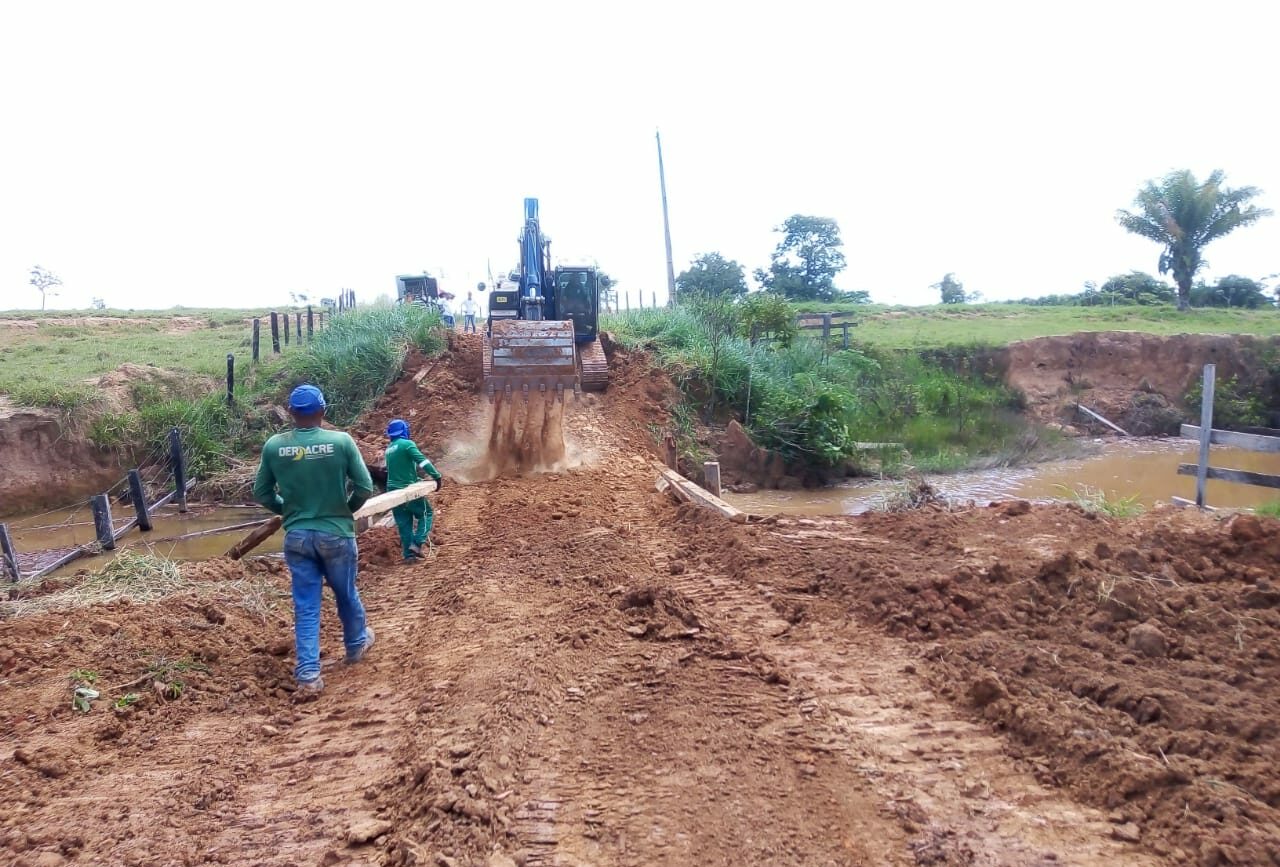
[462,287,481,333]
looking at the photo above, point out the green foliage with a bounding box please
[934,273,968,304]
[286,302,444,426]
[754,215,847,301]
[69,668,99,685]
[1097,272,1176,306]
[1254,500,1280,519]
[738,293,798,346]
[1117,169,1273,310]
[676,252,747,299]
[605,307,1031,474]
[1185,365,1279,428]
[1055,484,1144,518]
[1190,275,1273,309]
[114,692,142,710]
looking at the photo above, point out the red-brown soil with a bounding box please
[1,337,1277,865]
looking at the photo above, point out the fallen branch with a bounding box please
[225,516,283,560]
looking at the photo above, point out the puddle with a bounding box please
[7,504,279,577]
[724,438,1280,516]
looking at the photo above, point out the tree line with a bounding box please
[676,169,1273,311]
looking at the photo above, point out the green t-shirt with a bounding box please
[253,427,374,538]
[385,437,441,490]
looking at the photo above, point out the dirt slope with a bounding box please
[1,340,1277,865]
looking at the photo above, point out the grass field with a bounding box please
[0,309,300,407]
[787,303,1280,348]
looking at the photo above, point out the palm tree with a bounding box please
[1116,170,1272,311]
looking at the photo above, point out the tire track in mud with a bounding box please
[656,514,1162,866]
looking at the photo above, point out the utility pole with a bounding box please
[656,130,677,307]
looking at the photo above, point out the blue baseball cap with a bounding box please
[386,419,409,439]
[288,384,326,414]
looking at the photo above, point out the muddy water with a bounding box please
[725,438,1280,516]
[8,504,280,576]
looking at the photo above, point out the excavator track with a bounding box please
[578,336,609,392]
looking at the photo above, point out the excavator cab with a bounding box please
[552,267,598,341]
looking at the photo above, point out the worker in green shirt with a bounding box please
[254,385,376,695]
[384,418,443,561]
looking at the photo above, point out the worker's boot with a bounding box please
[346,627,376,664]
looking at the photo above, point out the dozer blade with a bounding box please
[485,319,579,397]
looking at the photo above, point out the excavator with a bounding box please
[483,198,609,398]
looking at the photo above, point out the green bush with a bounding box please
[286,303,444,425]
[605,304,1033,473]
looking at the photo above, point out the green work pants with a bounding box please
[391,497,433,558]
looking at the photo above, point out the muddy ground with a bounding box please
[1,338,1278,865]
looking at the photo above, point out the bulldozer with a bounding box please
[483,198,608,398]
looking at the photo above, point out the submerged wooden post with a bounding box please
[126,469,153,532]
[91,494,116,551]
[703,461,722,498]
[169,427,188,513]
[226,354,235,405]
[307,305,314,340]
[0,523,19,582]
[252,318,261,363]
[1196,364,1216,508]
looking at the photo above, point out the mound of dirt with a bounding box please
[673,502,1280,860]
[90,362,214,413]
[1002,331,1280,430]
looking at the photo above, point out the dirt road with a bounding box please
[2,339,1277,865]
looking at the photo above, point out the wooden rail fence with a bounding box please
[1173,363,1280,509]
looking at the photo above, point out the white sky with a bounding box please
[1,0,1277,311]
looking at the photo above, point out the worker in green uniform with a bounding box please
[384,418,443,561]
[254,384,376,695]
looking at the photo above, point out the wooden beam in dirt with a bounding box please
[1180,425,1280,453]
[1076,404,1130,437]
[226,516,283,560]
[654,465,747,524]
[1176,464,1280,490]
[1171,496,1218,511]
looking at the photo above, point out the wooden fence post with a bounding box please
[270,312,281,353]
[283,312,290,346]
[1196,364,1215,508]
[703,461,722,498]
[126,469,153,532]
[664,430,678,470]
[822,312,832,344]
[625,292,630,311]
[295,312,302,342]
[91,494,116,551]
[307,305,314,340]
[169,427,188,513]
[252,318,260,363]
[652,291,657,308]
[226,354,235,405]
[841,321,850,350]
[0,523,19,582]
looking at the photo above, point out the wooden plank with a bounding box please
[703,461,722,498]
[1180,425,1280,453]
[1176,464,1280,489]
[1171,496,1218,512]
[226,516,283,560]
[1076,404,1130,437]
[352,481,436,520]
[655,465,747,523]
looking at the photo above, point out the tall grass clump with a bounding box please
[605,296,1041,475]
[1254,500,1280,519]
[287,302,444,425]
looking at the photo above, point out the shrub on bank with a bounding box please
[606,303,1036,475]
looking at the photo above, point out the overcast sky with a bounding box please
[2,1,1277,312]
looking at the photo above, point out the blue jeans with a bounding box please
[283,529,369,683]
[464,314,476,333]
